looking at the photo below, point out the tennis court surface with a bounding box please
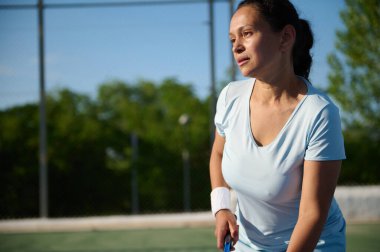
[0,217,379,251]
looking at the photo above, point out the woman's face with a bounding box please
[229,6,283,78]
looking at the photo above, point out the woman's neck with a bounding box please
[252,73,306,105]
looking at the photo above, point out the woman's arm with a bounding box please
[210,131,228,189]
[286,160,342,252]
[210,131,239,250]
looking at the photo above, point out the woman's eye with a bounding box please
[242,31,252,38]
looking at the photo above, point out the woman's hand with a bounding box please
[214,209,239,251]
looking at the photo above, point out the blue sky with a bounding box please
[0,0,346,109]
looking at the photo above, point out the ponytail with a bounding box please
[293,19,313,79]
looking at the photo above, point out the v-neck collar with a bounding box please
[247,78,310,150]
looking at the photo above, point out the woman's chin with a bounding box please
[238,66,256,78]
[240,70,255,78]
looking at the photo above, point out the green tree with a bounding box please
[327,0,380,131]
[327,0,380,184]
[97,78,210,212]
[0,104,39,217]
[46,89,126,216]
[0,78,212,218]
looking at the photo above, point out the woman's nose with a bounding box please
[233,39,245,54]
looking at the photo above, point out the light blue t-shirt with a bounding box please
[215,78,346,251]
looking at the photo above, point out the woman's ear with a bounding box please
[280,24,296,52]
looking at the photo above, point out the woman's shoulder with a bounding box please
[219,78,254,105]
[304,81,340,113]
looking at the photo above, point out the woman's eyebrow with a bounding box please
[229,24,256,36]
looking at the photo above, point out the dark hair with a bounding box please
[237,0,314,79]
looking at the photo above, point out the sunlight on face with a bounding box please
[229,6,283,78]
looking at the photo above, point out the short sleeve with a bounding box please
[214,85,229,137]
[304,104,346,161]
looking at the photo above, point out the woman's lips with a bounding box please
[237,57,249,66]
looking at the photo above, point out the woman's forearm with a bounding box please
[286,213,325,252]
[287,160,341,251]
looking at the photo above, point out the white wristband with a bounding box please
[210,187,231,216]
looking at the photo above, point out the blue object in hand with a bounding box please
[224,233,232,252]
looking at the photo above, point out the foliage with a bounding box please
[0,104,39,217]
[339,128,380,185]
[327,0,380,184]
[0,78,210,218]
[327,0,380,131]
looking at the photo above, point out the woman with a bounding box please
[209,0,346,251]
